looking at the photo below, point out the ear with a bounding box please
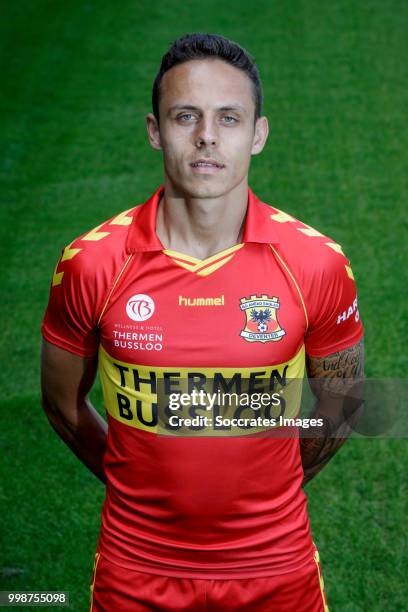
[146,113,162,150]
[251,116,269,155]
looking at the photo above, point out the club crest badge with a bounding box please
[239,294,286,343]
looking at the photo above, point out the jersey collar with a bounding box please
[126,185,279,253]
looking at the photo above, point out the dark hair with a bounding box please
[152,33,263,123]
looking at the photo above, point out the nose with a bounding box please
[195,117,217,148]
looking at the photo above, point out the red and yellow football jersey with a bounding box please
[42,186,363,578]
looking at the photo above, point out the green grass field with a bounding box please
[1,1,407,609]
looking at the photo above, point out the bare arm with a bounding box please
[41,339,107,483]
[300,338,365,486]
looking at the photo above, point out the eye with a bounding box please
[222,115,238,124]
[177,113,195,122]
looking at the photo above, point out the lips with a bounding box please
[190,158,225,169]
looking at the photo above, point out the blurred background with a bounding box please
[0,0,407,609]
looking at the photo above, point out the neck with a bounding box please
[156,178,249,259]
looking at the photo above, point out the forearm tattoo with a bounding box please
[300,339,365,486]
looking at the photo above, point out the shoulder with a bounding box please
[52,205,140,287]
[65,205,139,264]
[267,203,354,284]
[43,200,150,356]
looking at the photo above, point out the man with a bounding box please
[41,33,364,611]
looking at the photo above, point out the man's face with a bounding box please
[146,59,268,199]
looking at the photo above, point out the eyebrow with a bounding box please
[167,104,247,115]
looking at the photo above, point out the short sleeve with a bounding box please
[304,253,364,357]
[42,248,100,357]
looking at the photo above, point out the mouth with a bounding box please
[190,159,225,173]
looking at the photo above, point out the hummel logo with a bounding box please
[178,295,225,306]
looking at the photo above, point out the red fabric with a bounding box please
[42,186,363,360]
[90,548,328,611]
[42,205,136,357]
[42,187,363,580]
[98,420,313,578]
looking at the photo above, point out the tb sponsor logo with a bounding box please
[126,294,155,322]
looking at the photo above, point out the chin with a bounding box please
[183,179,231,200]
[189,187,226,199]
